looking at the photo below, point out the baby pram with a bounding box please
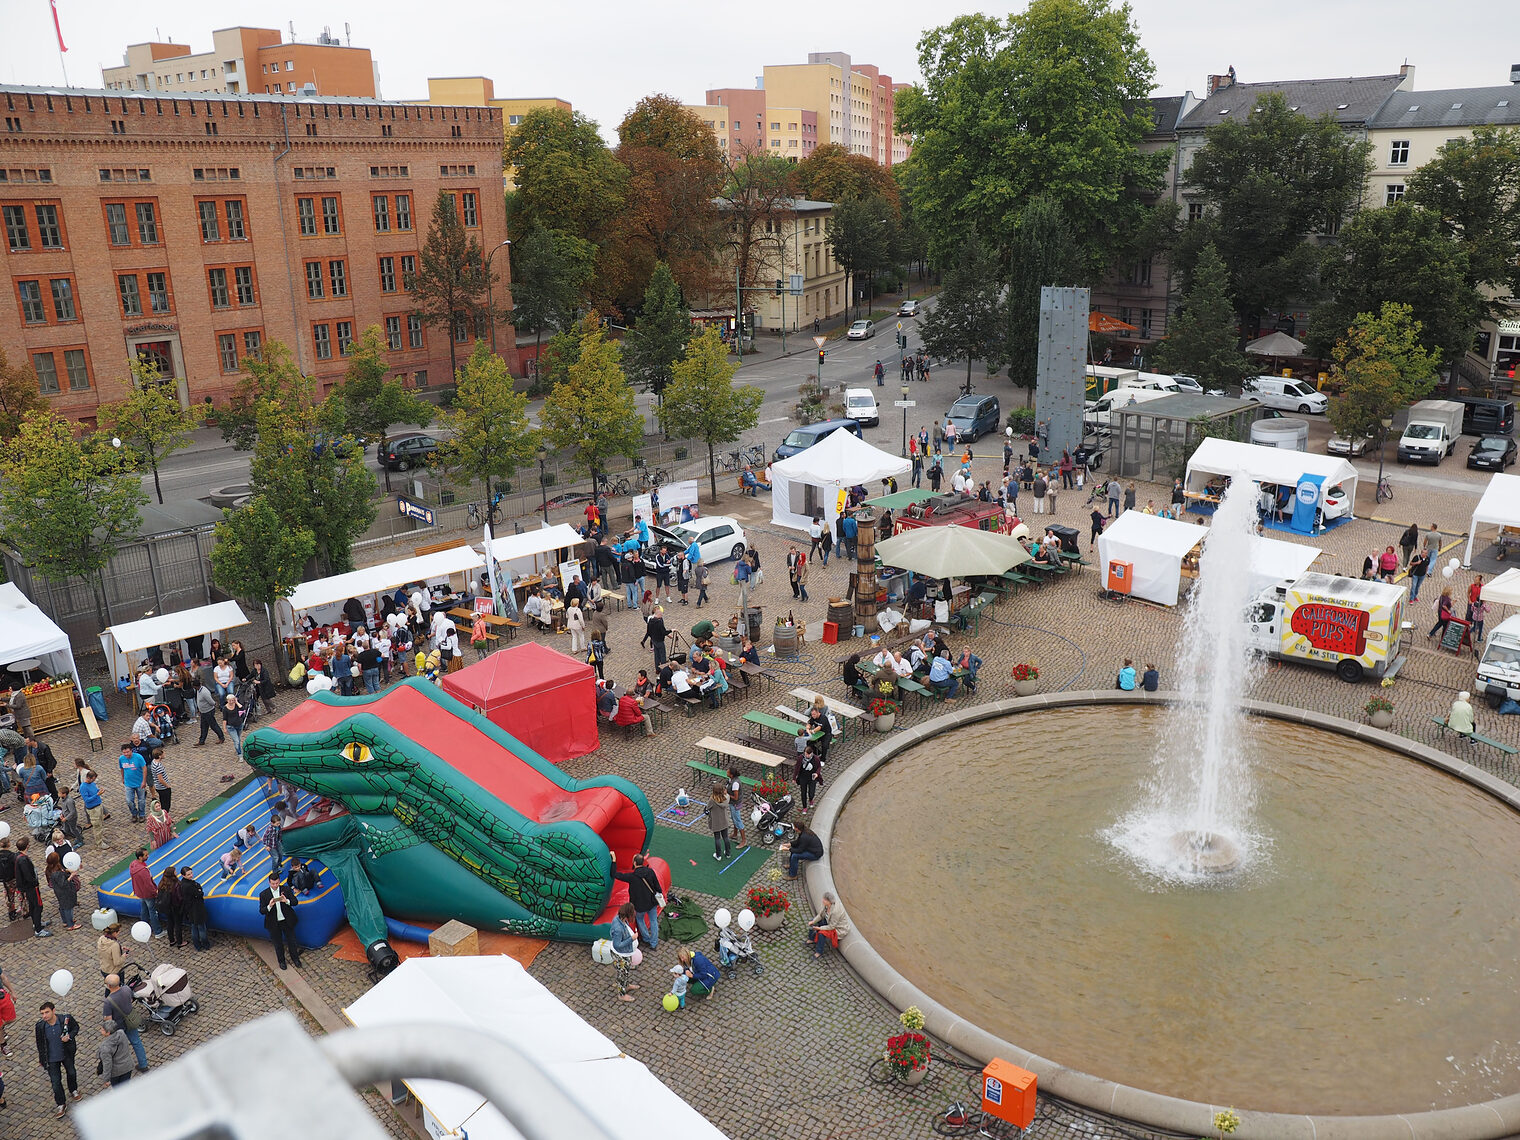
[23,794,61,842]
[123,961,199,1036]
[143,701,179,744]
[232,677,262,726]
[716,924,763,978]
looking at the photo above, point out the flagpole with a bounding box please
[48,0,69,86]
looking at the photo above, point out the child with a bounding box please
[219,847,242,879]
[668,963,689,1009]
[233,824,258,850]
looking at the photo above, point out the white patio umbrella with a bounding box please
[1244,331,1306,357]
[876,525,1032,580]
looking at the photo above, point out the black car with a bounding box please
[1468,435,1518,470]
[380,434,440,471]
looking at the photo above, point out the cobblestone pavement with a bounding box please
[4,448,1512,1137]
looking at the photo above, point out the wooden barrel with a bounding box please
[826,601,854,628]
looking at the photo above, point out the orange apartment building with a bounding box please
[0,84,514,426]
[102,26,379,98]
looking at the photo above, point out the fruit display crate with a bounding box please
[27,682,79,734]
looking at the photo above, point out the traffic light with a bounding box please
[775,279,784,296]
[818,349,826,367]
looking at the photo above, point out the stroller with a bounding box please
[716,924,763,978]
[123,961,199,1036]
[23,794,61,842]
[143,701,179,744]
[233,677,262,726]
[751,794,798,847]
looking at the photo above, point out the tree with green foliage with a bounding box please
[1326,302,1440,448]
[0,412,146,625]
[99,359,205,504]
[247,372,376,576]
[215,341,306,450]
[407,190,491,383]
[210,496,316,658]
[1408,125,1520,313]
[1308,203,1481,367]
[658,328,763,503]
[893,160,930,284]
[508,222,595,365]
[1001,195,1085,401]
[438,341,539,524]
[540,324,645,495]
[1152,243,1251,391]
[716,150,798,336]
[0,347,47,441]
[624,263,693,400]
[896,0,1165,270]
[1176,93,1372,328]
[919,231,1004,395]
[830,196,898,319]
[335,325,434,491]
[506,106,627,246]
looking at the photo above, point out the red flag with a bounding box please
[49,0,68,52]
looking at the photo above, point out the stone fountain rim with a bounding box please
[806,690,1520,1140]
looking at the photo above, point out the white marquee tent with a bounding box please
[770,429,910,532]
[277,545,485,636]
[99,601,250,680]
[1482,568,1520,607]
[1245,536,1323,598]
[344,956,729,1140]
[1184,437,1358,515]
[0,582,82,691]
[1097,512,1206,606]
[1464,472,1520,566]
[482,523,584,577]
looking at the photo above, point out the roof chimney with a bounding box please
[1511,63,1520,84]
[1206,66,1236,96]
[1398,62,1416,90]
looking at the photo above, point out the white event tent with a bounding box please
[344,956,729,1140]
[0,582,83,690]
[1097,512,1206,606]
[1464,472,1520,567]
[770,429,910,532]
[99,601,250,680]
[1185,438,1358,516]
[482,523,584,578]
[1482,568,1520,607]
[1244,536,1322,598]
[276,545,484,636]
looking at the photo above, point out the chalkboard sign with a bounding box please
[1439,617,1472,655]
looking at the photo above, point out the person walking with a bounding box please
[642,606,669,667]
[807,515,826,561]
[118,743,147,823]
[258,871,303,970]
[1090,507,1105,547]
[1123,482,1137,514]
[1377,546,1399,582]
[611,852,662,950]
[1407,546,1430,602]
[787,546,802,599]
[15,837,47,937]
[128,849,161,936]
[734,556,752,611]
[705,784,732,861]
[874,359,884,386]
[1428,588,1455,641]
[1107,477,1122,518]
[565,601,587,655]
[101,975,147,1072]
[194,681,224,747]
[96,1020,136,1087]
[694,561,711,608]
[178,866,210,951]
[1171,478,1186,517]
[222,693,247,758]
[35,1001,82,1117]
[45,851,79,930]
[795,553,809,603]
[261,811,285,868]
[250,660,277,715]
[77,774,106,848]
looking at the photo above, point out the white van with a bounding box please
[1121,371,1183,392]
[844,388,880,427]
[1084,387,1171,433]
[1243,376,1328,414]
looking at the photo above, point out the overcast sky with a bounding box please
[2,0,1515,139]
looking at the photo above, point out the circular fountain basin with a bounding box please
[814,695,1520,1138]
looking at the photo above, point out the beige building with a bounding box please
[758,53,907,166]
[715,199,845,332]
[102,26,379,98]
[682,92,819,160]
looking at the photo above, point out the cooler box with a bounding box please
[1106,559,1133,594]
[982,1058,1036,1128]
[1048,523,1079,554]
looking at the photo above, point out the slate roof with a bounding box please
[1144,95,1188,136]
[1367,87,1520,129]
[1178,74,1407,132]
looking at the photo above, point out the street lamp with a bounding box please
[485,239,511,355]
[1376,414,1394,502]
[536,446,549,522]
[900,384,911,457]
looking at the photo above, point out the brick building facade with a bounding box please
[0,84,513,426]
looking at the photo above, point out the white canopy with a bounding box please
[771,429,909,532]
[482,523,584,570]
[1464,472,1520,566]
[99,601,250,679]
[1244,537,1322,598]
[1097,512,1204,606]
[1482,567,1520,607]
[0,582,83,692]
[1186,437,1358,514]
[344,956,729,1140]
[280,545,484,636]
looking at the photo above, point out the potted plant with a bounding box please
[755,773,790,803]
[1365,695,1394,729]
[1011,662,1040,697]
[868,694,901,733]
[885,1006,931,1085]
[745,884,791,932]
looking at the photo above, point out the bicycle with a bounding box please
[718,450,742,473]
[596,471,631,496]
[1376,475,1394,503]
[742,443,766,467]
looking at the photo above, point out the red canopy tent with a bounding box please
[439,643,598,764]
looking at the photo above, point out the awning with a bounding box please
[285,545,484,614]
[1482,568,1520,607]
[100,601,250,678]
[863,488,937,511]
[0,582,83,692]
[482,523,584,565]
[1464,472,1520,566]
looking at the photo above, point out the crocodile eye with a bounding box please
[341,742,372,764]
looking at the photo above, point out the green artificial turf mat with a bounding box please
[646,823,773,899]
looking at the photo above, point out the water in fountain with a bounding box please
[1107,476,1265,881]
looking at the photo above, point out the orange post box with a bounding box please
[982,1057,1036,1128]
[1106,559,1133,595]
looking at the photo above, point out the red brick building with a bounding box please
[1,84,514,426]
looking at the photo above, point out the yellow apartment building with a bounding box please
[714,199,845,332]
[414,77,571,185]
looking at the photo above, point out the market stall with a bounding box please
[1097,512,1206,606]
[1482,568,1520,607]
[344,956,729,1140]
[482,524,587,613]
[771,429,909,532]
[99,600,250,681]
[276,545,485,638]
[1244,537,1323,599]
[0,582,84,732]
[1463,472,1520,567]
[1185,438,1358,532]
[438,642,598,764]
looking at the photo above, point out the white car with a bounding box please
[844,387,880,426]
[1326,433,1374,457]
[898,300,921,317]
[1321,483,1352,520]
[846,320,875,340]
[1170,375,1204,393]
[653,517,749,564]
[1242,376,1328,414]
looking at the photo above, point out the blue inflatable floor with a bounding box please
[96,781,346,949]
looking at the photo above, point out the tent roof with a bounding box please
[0,582,71,668]
[1472,472,1520,531]
[1187,437,1357,489]
[771,428,909,485]
[484,524,585,564]
[1483,567,1520,607]
[104,601,250,655]
[1250,536,1322,586]
[286,545,484,613]
[441,642,592,703]
[877,525,1031,579]
[1101,511,1205,559]
[1244,331,1306,355]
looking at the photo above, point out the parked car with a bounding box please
[897,299,921,317]
[1327,432,1375,457]
[1241,376,1328,414]
[1169,375,1204,393]
[380,434,440,471]
[1469,434,1518,470]
[1456,396,1515,437]
[846,320,875,340]
[651,517,749,564]
[945,394,1001,442]
[1321,482,1353,520]
[844,388,880,427]
[774,418,863,462]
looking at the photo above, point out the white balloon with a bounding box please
[737,908,756,931]
[49,969,73,997]
[0,822,10,841]
[751,806,764,824]
[713,907,732,930]
[62,851,81,872]
[1448,558,1460,570]
[155,667,169,684]
[131,920,152,944]
[1442,565,1455,578]
[91,908,117,931]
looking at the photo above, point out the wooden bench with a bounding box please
[80,704,104,753]
[787,688,868,737]
[687,759,760,787]
[743,710,811,741]
[694,736,787,769]
[956,592,995,635]
[1430,716,1519,755]
[774,703,810,724]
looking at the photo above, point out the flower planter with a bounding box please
[874,712,896,733]
[755,910,785,932]
[1013,680,1039,697]
[1369,709,1394,729]
[903,1065,927,1086]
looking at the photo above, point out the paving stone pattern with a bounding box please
[2,453,1511,1138]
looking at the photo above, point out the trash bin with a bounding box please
[1047,524,1080,554]
[744,607,763,641]
[86,686,108,722]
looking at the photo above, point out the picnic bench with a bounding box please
[687,759,760,787]
[788,689,868,737]
[743,710,811,742]
[1430,716,1519,755]
[80,703,104,752]
[956,591,995,635]
[694,736,787,769]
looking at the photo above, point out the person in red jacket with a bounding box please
[611,694,654,737]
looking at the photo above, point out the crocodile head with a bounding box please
[243,710,418,822]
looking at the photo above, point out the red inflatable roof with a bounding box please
[442,641,592,703]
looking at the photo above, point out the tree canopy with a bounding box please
[408,190,491,382]
[623,263,693,399]
[0,347,48,441]
[658,328,763,503]
[790,144,900,208]
[438,340,538,522]
[716,150,798,321]
[1151,243,1251,390]
[210,496,316,655]
[829,196,899,319]
[98,359,204,505]
[1001,195,1084,399]
[919,230,1004,394]
[334,326,433,491]
[539,323,645,491]
[1326,302,1440,445]
[506,106,627,246]
[507,222,595,363]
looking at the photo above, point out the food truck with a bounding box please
[1243,572,1407,683]
[1477,615,1520,706]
